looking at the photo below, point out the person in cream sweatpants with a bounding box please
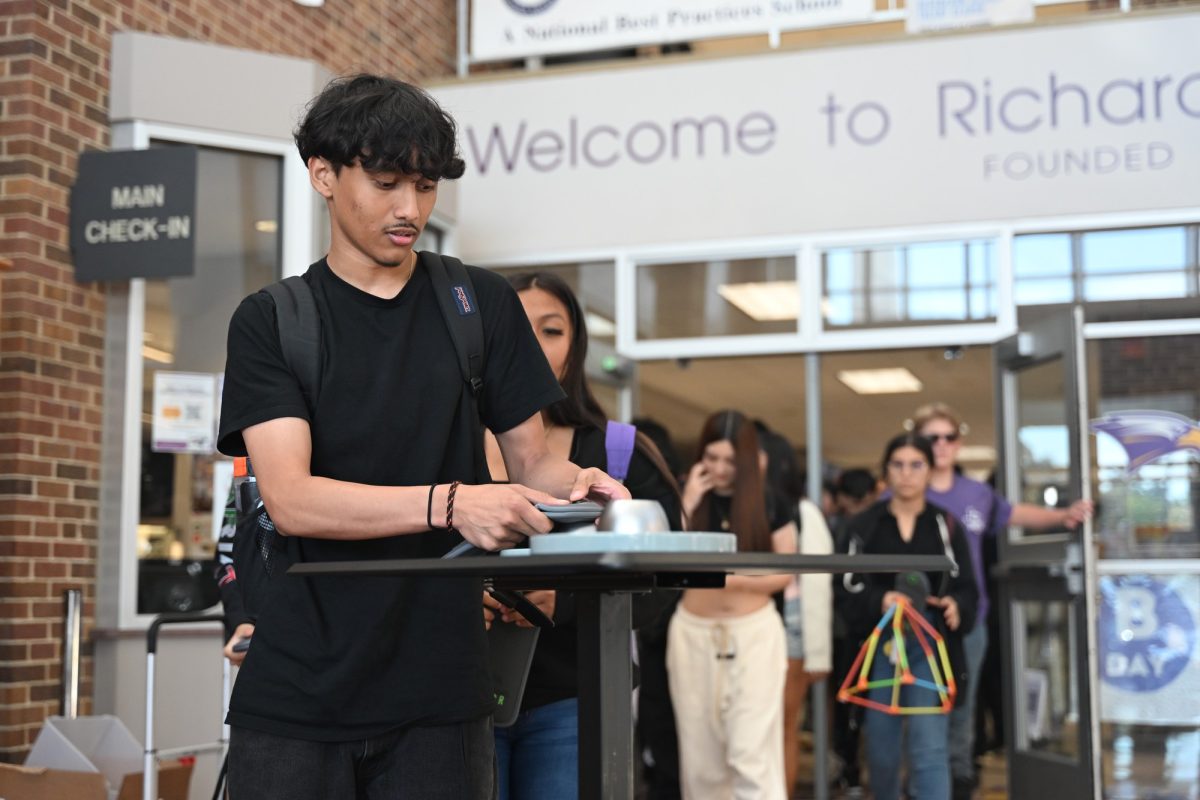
[667,601,789,800]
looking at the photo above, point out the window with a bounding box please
[636,255,797,340]
[1015,225,1199,306]
[1088,334,1200,559]
[136,146,281,614]
[822,239,997,329]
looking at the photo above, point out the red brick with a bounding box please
[0,561,31,578]
[32,562,67,579]
[34,479,69,498]
[52,542,87,559]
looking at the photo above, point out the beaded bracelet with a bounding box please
[445,480,461,531]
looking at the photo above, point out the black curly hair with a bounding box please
[294,74,466,181]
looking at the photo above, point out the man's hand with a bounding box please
[452,484,560,551]
[505,590,555,628]
[928,595,961,631]
[569,467,632,503]
[482,590,556,629]
[1063,499,1094,529]
[483,591,502,631]
[223,623,255,666]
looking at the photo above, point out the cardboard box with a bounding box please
[115,760,193,800]
[0,760,192,800]
[0,762,106,800]
[20,716,192,800]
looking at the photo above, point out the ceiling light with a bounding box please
[836,368,923,394]
[584,311,616,337]
[142,345,174,364]
[254,220,278,234]
[717,281,799,322]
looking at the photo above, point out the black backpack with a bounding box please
[213,252,487,638]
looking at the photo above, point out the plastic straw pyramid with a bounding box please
[837,597,956,715]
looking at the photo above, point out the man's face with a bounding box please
[312,159,438,269]
[918,417,962,472]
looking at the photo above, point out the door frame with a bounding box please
[994,305,1101,799]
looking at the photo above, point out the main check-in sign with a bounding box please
[70,147,198,282]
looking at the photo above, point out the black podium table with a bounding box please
[291,552,950,800]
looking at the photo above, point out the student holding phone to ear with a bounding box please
[670,410,797,800]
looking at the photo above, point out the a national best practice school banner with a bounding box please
[433,12,1200,262]
[1099,574,1200,725]
[471,0,876,61]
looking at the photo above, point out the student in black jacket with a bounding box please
[483,271,682,800]
[836,432,978,800]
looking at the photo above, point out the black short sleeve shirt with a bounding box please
[216,256,564,741]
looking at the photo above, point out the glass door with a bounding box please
[994,306,1100,800]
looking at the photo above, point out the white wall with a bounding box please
[431,11,1200,262]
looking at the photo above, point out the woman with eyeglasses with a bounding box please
[837,432,978,800]
[911,402,1091,799]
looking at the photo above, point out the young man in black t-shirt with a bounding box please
[216,74,629,799]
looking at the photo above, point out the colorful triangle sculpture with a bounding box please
[837,596,956,715]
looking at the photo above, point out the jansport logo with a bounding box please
[1090,410,1200,474]
[505,0,558,14]
[452,285,475,316]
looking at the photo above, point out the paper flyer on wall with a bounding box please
[151,371,217,454]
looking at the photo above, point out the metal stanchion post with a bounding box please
[811,678,829,799]
[61,588,83,719]
[806,353,830,800]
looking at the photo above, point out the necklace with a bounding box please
[713,498,732,531]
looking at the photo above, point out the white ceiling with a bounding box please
[636,344,997,475]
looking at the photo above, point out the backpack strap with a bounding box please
[423,252,485,400]
[604,421,637,483]
[935,512,960,579]
[263,276,322,414]
[423,252,489,489]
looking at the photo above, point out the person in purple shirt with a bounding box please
[910,402,1092,800]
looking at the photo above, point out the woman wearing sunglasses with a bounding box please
[910,402,1092,800]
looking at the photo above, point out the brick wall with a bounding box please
[0,0,457,762]
[1098,335,1200,406]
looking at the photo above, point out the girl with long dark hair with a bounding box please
[669,410,797,800]
[836,432,979,800]
[483,271,681,800]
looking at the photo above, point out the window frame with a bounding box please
[101,121,315,631]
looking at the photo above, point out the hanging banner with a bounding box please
[471,0,876,61]
[151,372,217,454]
[906,0,1033,34]
[1099,574,1200,725]
[433,12,1200,262]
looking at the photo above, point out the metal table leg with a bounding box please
[576,591,633,800]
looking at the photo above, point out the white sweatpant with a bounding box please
[667,602,788,800]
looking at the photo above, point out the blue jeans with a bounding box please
[948,624,988,783]
[228,717,495,800]
[864,631,951,800]
[494,697,578,800]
